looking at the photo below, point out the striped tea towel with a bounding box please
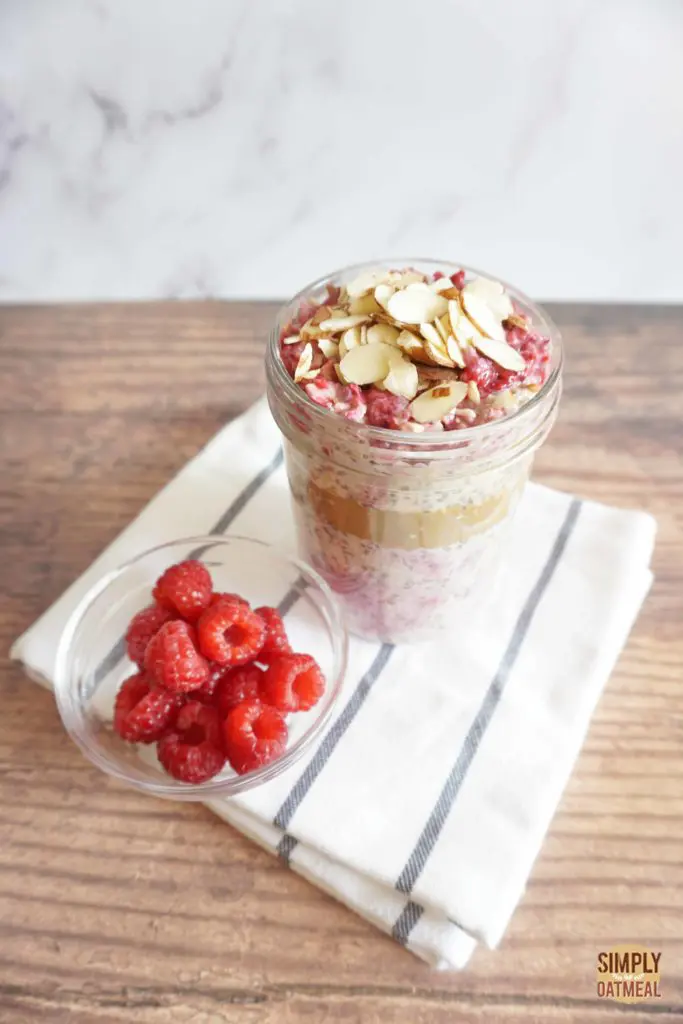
[11,397,656,969]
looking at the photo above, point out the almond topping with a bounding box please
[281,334,301,345]
[346,270,387,298]
[471,335,526,372]
[349,293,382,316]
[461,290,506,342]
[464,277,513,321]
[374,284,396,311]
[338,342,395,386]
[435,314,450,343]
[319,314,369,333]
[446,335,465,368]
[383,356,419,400]
[430,277,454,293]
[318,338,339,360]
[294,343,313,382]
[338,326,362,358]
[467,380,481,404]
[409,381,469,423]
[420,324,455,368]
[367,323,400,347]
[386,287,448,325]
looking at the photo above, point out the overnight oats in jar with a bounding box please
[266,260,562,643]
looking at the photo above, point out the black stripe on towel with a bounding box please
[94,447,284,684]
[275,643,394,862]
[393,497,582,943]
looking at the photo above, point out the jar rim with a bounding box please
[267,257,562,455]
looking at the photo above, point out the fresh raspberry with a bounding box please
[210,591,250,608]
[192,664,226,704]
[254,606,292,659]
[157,701,226,783]
[365,387,410,429]
[197,600,265,666]
[260,653,325,713]
[144,620,210,692]
[125,604,174,666]
[214,664,264,717]
[450,270,466,289]
[152,559,212,623]
[113,672,181,743]
[222,699,288,775]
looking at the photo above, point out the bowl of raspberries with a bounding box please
[54,536,348,797]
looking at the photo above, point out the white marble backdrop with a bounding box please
[0,0,681,302]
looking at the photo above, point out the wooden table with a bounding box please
[1,302,681,1023]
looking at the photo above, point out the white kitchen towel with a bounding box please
[11,397,656,969]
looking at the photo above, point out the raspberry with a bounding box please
[210,591,250,608]
[113,672,181,743]
[450,269,466,289]
[192,664,226,704]
[213,664,264,717]
[365,386,410,429]
[152,559,212,623]
[254,606,292,659]
[260,653,325,713]
[222,699,288,775]
[157,701,226,783]
[197,600,265,667]
[144,620,210,692]
[125,604,174,666]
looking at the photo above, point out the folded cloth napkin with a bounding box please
[11,398,656,969]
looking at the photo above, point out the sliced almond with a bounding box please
[452,305,482,347]
[386,270,427,289]
[367,323,400,347]
[417,365,461,384]
[420,323,454,368]
[319,314,369,333]
[338,342,394,386]
[346,269,387,298]
[472,335,526,372]
[374,283,395,311]
[302,369,320,381]
[464,277,513,321]
[281,333,301,345]
[383,356,419,400]
[435,315,450,343]
[360,323,369,346]
[446,335,465,368]
[447,299,461,336]
[318,338,339,360]
[311,305,333,324]
[349,293,382,316]
[300,319,325,339]
[409,381,468,423]
[338,326,362,358]
[430,277,454,293]
[504,312,529,330]
[396,329,428,361]
[467,380,481,405]
[461,290,506,342]
[294,343,313,382]
[386,288,448,325]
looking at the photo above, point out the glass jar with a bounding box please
[266,259,562,644]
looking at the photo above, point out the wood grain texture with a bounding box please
[1,300,682,1024]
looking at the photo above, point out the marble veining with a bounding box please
[0,0,682,302]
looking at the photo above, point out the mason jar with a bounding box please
[266,260,562,644]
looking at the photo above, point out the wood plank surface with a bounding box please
[1,300,682,1023]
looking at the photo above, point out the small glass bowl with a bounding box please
[54,536,348,799]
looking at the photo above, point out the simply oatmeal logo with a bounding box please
[596,945,662,1003]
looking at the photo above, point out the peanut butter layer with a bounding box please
[306,480,519,550]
